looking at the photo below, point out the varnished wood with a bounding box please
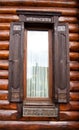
[0,90,8,100]
[0,0,79,128]
[70,92,79,101]
[70,42,79,52]
[0,60,8,70]
[0,51,9,59]
[70,81,79,92]
[60,101,79,111]
[60,111,79,121]
[0,31,9,40]
[0,23,10,30]
[0,15,19,22]
[0,7,78,16]
[70,61,79,71]
[70,52,79,61]
[0,121,79,130]
[70,71,79,81]
[0,0,78,8]
[0,41,9,50]
[0,102,17,110]
[0,70,8,79]
[0,79,8,90]
[69,33,79,41]
[69,24,79,33]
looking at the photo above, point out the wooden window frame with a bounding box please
[9,10,70,120]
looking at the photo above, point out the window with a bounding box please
[9,11,69,119]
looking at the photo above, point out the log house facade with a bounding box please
[0,0,79,129]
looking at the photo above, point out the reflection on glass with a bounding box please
[27,30,49,98]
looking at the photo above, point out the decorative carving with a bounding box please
[23,106,58,117]
[57,26,65,31]
[26,17,52,23]
[13,25,22,31]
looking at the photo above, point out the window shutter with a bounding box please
[54,23,70,103]
[9,22,24,102]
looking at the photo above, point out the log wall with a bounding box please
[0,0,79,129]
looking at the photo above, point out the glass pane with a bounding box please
[27,30,49,98]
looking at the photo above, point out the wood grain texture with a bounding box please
[0,41,9,50]
[0,121,78,130]
[0,0,79,128]
[70,81,79,91]
[70,42,79,52]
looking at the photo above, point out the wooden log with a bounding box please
[0,41,9,50]
[0,31,9,40]
[69,24,79,33]
[0,7,78,16]
[59,16,78,23]
[69,42,79,52]
[0,110,17,120]
[0,90,8,100]
[70,81,79,92]
[70,71,79,81]
[70,52,79,61]
[0,70,8,79]
[0,60,8,70]
[0,100,17,110]
[0,0,78,8]
[69,33,79,41]
[0,51,9,59]
[0,121,79,130]
[70,61,79,71]
[0,15,19,22]
[70,92,79,101]
[60,101,79,111]
[0,79,8,90]
[0,23,10,30]
[60,111,79,121]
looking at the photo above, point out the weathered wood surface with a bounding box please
[0,0,79,129]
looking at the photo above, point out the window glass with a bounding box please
[27,31,49,98]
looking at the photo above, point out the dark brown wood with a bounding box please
[54,23,69,103]
[9,22,24,102]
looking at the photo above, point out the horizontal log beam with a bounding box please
[70,92,79,101]
[59,16,78,23]
[0,0,78,8]
[0,70,8,79]
[69,24,79,33]
[60,101,79,111]
[70,52,79,61]
[0,23,10,30]
[0,101,17,110]
[70,71,79,81]
[0,31,9,40]
[0,15,78,23]
[70,42,79,52]
[0,51,9,59]
[0,7,78,16]
[0,41,9,50]
[60,111,79,121]
[0,79,8,90]
[69,33,79,41]
[70,61,79,71]
[0,91,8,100]
[0,15,19,22]
[0,60,8,70]
[0,121,79,130]
[70,81,79,92]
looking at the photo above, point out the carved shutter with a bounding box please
[54,23,70,103]
[9,22,24,102]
